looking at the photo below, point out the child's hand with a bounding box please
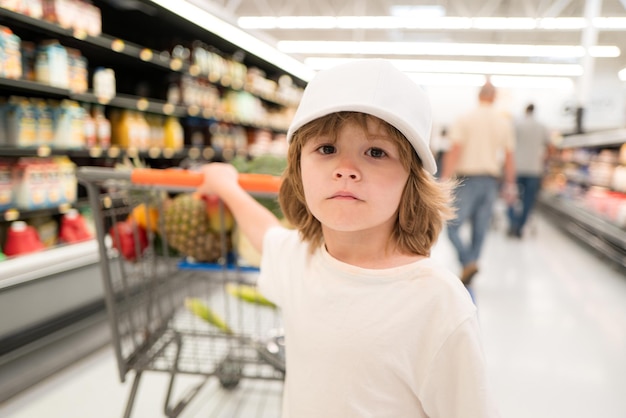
[197,163,240,197]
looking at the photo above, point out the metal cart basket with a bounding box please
[77,167,284,418]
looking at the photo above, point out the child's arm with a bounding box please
[198,163,281,253]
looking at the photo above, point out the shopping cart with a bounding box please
[77,166,284,418]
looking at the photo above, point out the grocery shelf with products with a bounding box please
[0,0,304,400]
[539,128,626,269]
[0,0,304,261]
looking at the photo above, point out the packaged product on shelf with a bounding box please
[13,157,49,209]
[33,99,54,145]
[93,67,116,102]
[22,0,44,19]
[0,98,6,145]
[35,40,69,89]
[20,41,36,81]
[45,159,62,205]
[43,0,77,30]
[91,104,110,148]
[146,114,164,148]
[55,156,76,204]
[59,208,91,243]
[51,99,85,148]
[30,215,58,247]
[82,104,96,147]
[4,220,45,256]
[163,116,184,150]
[5,96,37,147]
[0,25,22,79]
[0,160,15,211]
[134,111,150,150]
[67,47,87,94]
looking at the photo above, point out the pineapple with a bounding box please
[163,193,225,262]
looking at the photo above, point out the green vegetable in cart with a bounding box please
[226,283,277,308]
[109,220,148,261]
[185,298,233,334]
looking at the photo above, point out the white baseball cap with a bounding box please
[286,59,436,174]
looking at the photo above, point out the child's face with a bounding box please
[300,117,409,236]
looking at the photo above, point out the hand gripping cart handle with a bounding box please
[77,166,284,418]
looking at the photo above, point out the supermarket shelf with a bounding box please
[0,239,99,290]
[538,194,626,269]
[560,128,626,149]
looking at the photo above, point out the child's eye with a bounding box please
[317,144,336,155]
[366,147,387,158]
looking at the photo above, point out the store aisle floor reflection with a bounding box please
[1,212,626,418]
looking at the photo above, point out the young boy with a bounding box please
[198,59,499,418]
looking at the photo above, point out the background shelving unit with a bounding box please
[538,128,626,269]
[0,0,305,403]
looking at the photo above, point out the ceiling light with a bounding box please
[147,0,315,82]
[593,17,626,29]
[238,15,623,31]
[619,68,626,81]
[406,73,574,89]
[472,18,536,30]
[304,57,582,77]
[278,40,619,59]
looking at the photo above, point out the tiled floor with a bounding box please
[1,211,626,418]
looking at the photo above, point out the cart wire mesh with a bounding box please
[78,167,284,418]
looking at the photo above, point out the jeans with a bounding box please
[507,176,541,234]
[447,176,499,267]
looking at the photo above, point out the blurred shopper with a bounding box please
[507,103,551,238]
[440,80,516,285]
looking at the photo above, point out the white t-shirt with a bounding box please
[258,227,499,418]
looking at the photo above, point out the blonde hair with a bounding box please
[278,112,456,257]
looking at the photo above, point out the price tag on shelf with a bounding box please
[108,146,121,158]
[188,148,201,160]
[58,203,72,214]
[187,105,200,116]
[126,147,138,158]
[4,209,19,222]
[148,147,161,158]
[136,98,149,111]
[170,58,183,71]
[203,147,215,160]
[37,145,51,157]
[189,64,200,77]
[73,29,87,40]
[202,108,213,119]
[89,147,103,158]
[111,39,125,52]
[163,103,175,115]
[139,48,153,62]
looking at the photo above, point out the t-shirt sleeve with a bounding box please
[419,314,500,418]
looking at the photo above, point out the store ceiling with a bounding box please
[191,0,626,83]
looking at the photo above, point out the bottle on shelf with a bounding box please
[4,221,45,257]
[92,105,111,149]
[83,104,97,148]
[164,116,184,150]
[59,208,92,243]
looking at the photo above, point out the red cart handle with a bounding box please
[129,168,281,193]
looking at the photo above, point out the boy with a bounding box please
[199,59,498,417]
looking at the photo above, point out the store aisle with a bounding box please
[1,211,626,418]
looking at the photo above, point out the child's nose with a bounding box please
[333,159,361,180]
